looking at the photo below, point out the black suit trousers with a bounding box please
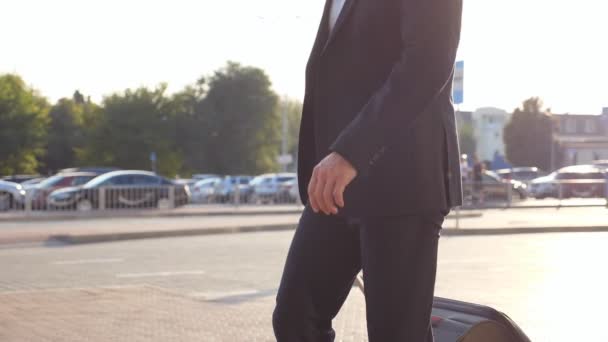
[273,206,446,342]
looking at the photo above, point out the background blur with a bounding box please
[1,1,607,341]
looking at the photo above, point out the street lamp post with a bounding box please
[281,97,289,172]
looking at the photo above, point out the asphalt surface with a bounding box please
[2,230,608,341]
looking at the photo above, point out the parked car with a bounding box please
[277,179,300,203]
[173,178,198,188]
[249,173,297,204]
[495,167,543,185]
[464,170,528,202]
[216,176,253,203]
[190,176,253,204]
[47,170,190,211]
[20,177,47,186]
[190,177,223,203]
[289,180,300,203]
[528,172,558,199]
[27,172,97,209]
[58,167,120,174]
[0,180,26,211]
[192,173,221,181]
[592,160,608,170]
[530,165,606,199]
[553,164,605,199]
[1,174,41,184]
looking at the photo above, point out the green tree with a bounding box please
[168,78,208,175]
[457,122,476,158]
[0,74,49,175]
[42,91,94,173]
[199,62,280,174]
[79,85,183,176]
[504,97,553,171]
[275,98,302,172]
[73,90,85,104]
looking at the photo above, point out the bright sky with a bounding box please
[1,0,606,114]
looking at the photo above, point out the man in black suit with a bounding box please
[273,0,463,340]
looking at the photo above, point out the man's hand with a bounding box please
[308,152,357,215]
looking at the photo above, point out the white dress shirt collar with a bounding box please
[329,0,346,32]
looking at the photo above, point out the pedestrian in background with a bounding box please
[473,156,485,206]
[460,154,471,182]
[604,169,608,207]
[272,0,463,340]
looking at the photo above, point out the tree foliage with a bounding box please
[503,97,553,171]
[457,122,476,159]
[198,62,280,174]
[42,91,97,173]
[0,74,49,175]
[1,63,284,177]
[78,85,183,176]
[169,78,208,175]
[282,98,303,163]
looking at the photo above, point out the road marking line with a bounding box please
[189,289,259,300]
[52,258,124,265]
[115,270,206,278]
[0,284,150,295]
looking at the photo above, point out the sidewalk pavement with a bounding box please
[1,207,608,246]
[0,285,368,341]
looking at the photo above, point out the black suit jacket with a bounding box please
[298,0,463,217]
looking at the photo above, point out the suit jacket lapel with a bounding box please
[308,0,333,63]
[321,0,357,56]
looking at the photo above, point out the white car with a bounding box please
[529,172,557,199]
[249,173,297,204]
[277,179,301,203]
[289,179,300,203]
[593,160,608,170]
[0,180,27,211]
[190,177,222,203]
[530,165,607,199]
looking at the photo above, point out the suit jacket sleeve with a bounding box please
[329,0,462,177]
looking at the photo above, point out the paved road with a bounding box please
[2,230,608,341]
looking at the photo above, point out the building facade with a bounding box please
[472,107,510,162]
[553,112,608,168]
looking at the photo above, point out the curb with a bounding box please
[0,209,305,223]
[442,226,608,236]
[50,224,297,245]
[0,208,482,223]
[46,223,608,245]
[462,204,607,210]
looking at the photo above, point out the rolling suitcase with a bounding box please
[354,275,532,342]
[432,297,532,342]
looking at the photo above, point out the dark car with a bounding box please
[47,170,190,211]
[464,170,528,203]
[27,172,97,209]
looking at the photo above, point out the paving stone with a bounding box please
[0,285,368,342]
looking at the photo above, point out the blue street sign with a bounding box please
[453,61,464,105]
